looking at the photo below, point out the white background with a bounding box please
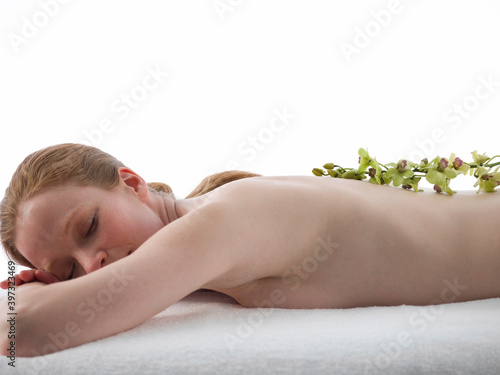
[1,0,500,280]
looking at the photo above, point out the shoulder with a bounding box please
[209,175,326,198]
[209,175,348,210]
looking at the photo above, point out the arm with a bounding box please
[1,204,235,357]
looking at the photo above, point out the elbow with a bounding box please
[0,282,70,358]
[0,322,13,359]
[1,338,16,360]
[1,291,57,358]
[0,298,17,359]
[0,302,38,358]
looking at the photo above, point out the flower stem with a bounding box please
[466,161,500,168]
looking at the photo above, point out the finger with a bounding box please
[34,270,61,284]
[19,270,36,282]
[15,274,25,286]
[0,276,21,289]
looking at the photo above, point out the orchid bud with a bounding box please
[342,170,357,179]
[397,159,407,172]
[453,157,463,169]
[327,169,338,177]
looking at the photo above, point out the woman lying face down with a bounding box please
[0,144,258,284]
[1,143,500,357]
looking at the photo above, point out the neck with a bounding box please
[149,192,206,226]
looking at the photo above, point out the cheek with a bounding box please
[103,206,164,246]
[130,215,164,242]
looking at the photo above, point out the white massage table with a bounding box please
[1,288,499,374]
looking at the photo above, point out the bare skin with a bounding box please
[1,169,500,357]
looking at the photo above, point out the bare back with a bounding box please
[197,175,500,308]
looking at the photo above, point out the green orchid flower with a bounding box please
[357,148,371,172]
[473,166,500,193]
[381,174,393,185]
[471,150,490,165]
[415,158,430,171]
[448,153,470,175]
[368,167,382,184]
[385,159,413,187]
[358,148,382,184]
[425,156,457,188]
[401,176,423,192]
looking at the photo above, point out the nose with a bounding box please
[80,250,108,274]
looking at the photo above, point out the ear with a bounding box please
[117,167,149,202]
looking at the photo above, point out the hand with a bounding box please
[0,269,60,290]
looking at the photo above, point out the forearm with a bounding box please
[13,258,157,357]
[1,282,47,357]
[4,209,229,357]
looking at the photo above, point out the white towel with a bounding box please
[2,288,499,375]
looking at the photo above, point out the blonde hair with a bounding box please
[0,143,260,268]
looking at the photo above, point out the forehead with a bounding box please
[18,184,89,223]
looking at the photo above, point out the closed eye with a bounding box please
[67,262,76,280]
[84,214,97,239]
